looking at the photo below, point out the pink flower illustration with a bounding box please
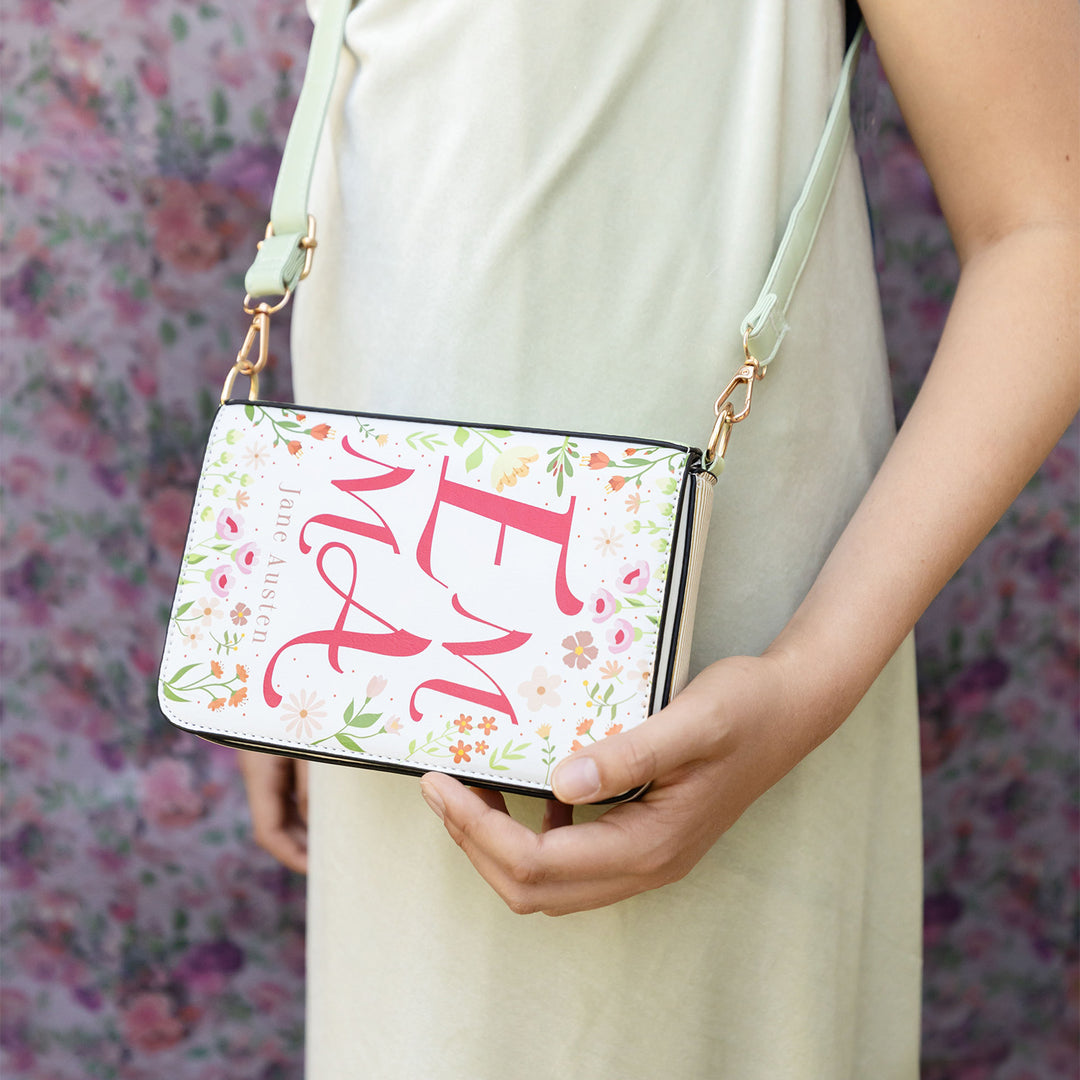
[148,486,194,558]
[366,675,387,699]
[233,542,259,573]
[518,666,562,711]
[606,618,635,654]
[616,559,650,594]
[230,602,251,626]
[215,507,243,540]
[562,630,598,669]
[589,587,617,622]
[210,564,236,597]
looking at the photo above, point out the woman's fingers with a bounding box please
[548,673,739,805]
[420,772,705,913]
[237,750,309,874]
[418,655,799,914]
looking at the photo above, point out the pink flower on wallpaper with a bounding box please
[251,980,292,1016]
[118,992,187,1053]
[1,455,46,498]
[4,732,49,772]
[148,486,194,559]
[143,178,221,273]
[137,56,169,98]
[138,759,204,829]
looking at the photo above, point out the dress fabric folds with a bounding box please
[293,0,922,1075]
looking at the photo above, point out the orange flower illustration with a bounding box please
[454,713,473,733]
[474,740,489,755]
[450,740,472,764]
[576,718,593,736]
[228,687,247,707]
[605,476,627,493]
[210,660,224,678]
[604,723,623,737]
[235,490,250,508]
[208,698,226,711]
[491,446,539,493]
[235,665,249,682]
[570,739,585,753]
[599,661,624,680]
[588,451,610,469]
[287,440,302,456]
[309,423,333,440]
[478,716,498,734]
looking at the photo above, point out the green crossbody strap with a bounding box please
[741,23,865,367]
[239,5,865,453]
[243,0,354,299]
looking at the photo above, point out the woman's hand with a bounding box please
[419,652,825,915]
[237,750,310,874]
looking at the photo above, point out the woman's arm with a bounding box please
[419,0,1080,914]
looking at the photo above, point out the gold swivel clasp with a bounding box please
[704,327,766,469]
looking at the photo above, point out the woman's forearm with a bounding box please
[768,222,1079,745]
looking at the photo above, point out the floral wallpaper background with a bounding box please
[1,4,1075,1078]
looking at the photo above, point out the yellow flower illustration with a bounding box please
[491,446,539,493]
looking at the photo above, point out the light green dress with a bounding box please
[293,0,922,1075]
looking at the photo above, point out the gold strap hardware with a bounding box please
[220,293,292,404]
[703,328,766,468]
[221,217,317,404]
[258,214,319,281]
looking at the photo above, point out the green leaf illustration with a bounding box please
[453,426,469,446]
[465,446,484,472]
[348,712,382,729]
[335,733,364,752]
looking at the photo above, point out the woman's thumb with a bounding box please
[550,725,661,805]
